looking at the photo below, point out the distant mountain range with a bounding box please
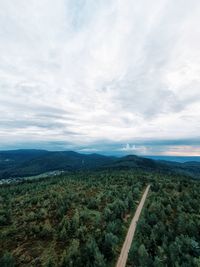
[146,155,200,163]
[0,149,200,180]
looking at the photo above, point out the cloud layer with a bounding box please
[0,0,200,155]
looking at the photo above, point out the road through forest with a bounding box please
[116,184,150,267]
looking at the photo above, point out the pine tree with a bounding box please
[138,244,149,267]
[0,252,15,267]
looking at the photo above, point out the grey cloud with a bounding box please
[0,119,66,130]
[0,0,200,154]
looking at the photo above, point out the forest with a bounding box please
[128,174,200,267]
[0,169,200,266]
[0,170,144,267]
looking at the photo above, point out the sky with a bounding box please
[0,0,200,156]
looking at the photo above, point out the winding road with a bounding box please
[116,185,150,267]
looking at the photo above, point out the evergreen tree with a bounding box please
[45,258,56,267]
[0,252,15,267]
[138,244,149,267]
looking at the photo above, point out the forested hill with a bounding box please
[0,149,200,180]
[0,150,114,179]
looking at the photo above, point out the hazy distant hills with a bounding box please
[145,155,200,163]
[0,149,200,180]
[0,150,114,179]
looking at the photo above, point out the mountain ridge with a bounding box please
[0,149,200,180]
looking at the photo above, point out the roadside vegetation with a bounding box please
[1,169,200,266]
[0,170,144,267]
[128,174,200,267]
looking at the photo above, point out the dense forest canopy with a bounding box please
[0,169,200,266]
[128,174,200,267]
[0,170,144,267]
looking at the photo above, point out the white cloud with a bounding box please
[0,0,200,154]
[120,144,148,155]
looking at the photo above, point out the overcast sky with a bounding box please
[0,0,200,155]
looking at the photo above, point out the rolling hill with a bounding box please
[0,149,200,180]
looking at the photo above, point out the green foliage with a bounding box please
[138,244,150,266]
[102,232,118,260]
[1,169,200,266]
[60,239,80,267]
[0,170,142,266]
[45,258,56,267]
[0,251,15,267]
[84,238,106,267]
[128,175,200,267]
[40,222,54,239]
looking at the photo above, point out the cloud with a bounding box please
[120,144,148,155]
[0,0,200,155]
[160,146,200,156]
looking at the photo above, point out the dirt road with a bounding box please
[116,185,150,267]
